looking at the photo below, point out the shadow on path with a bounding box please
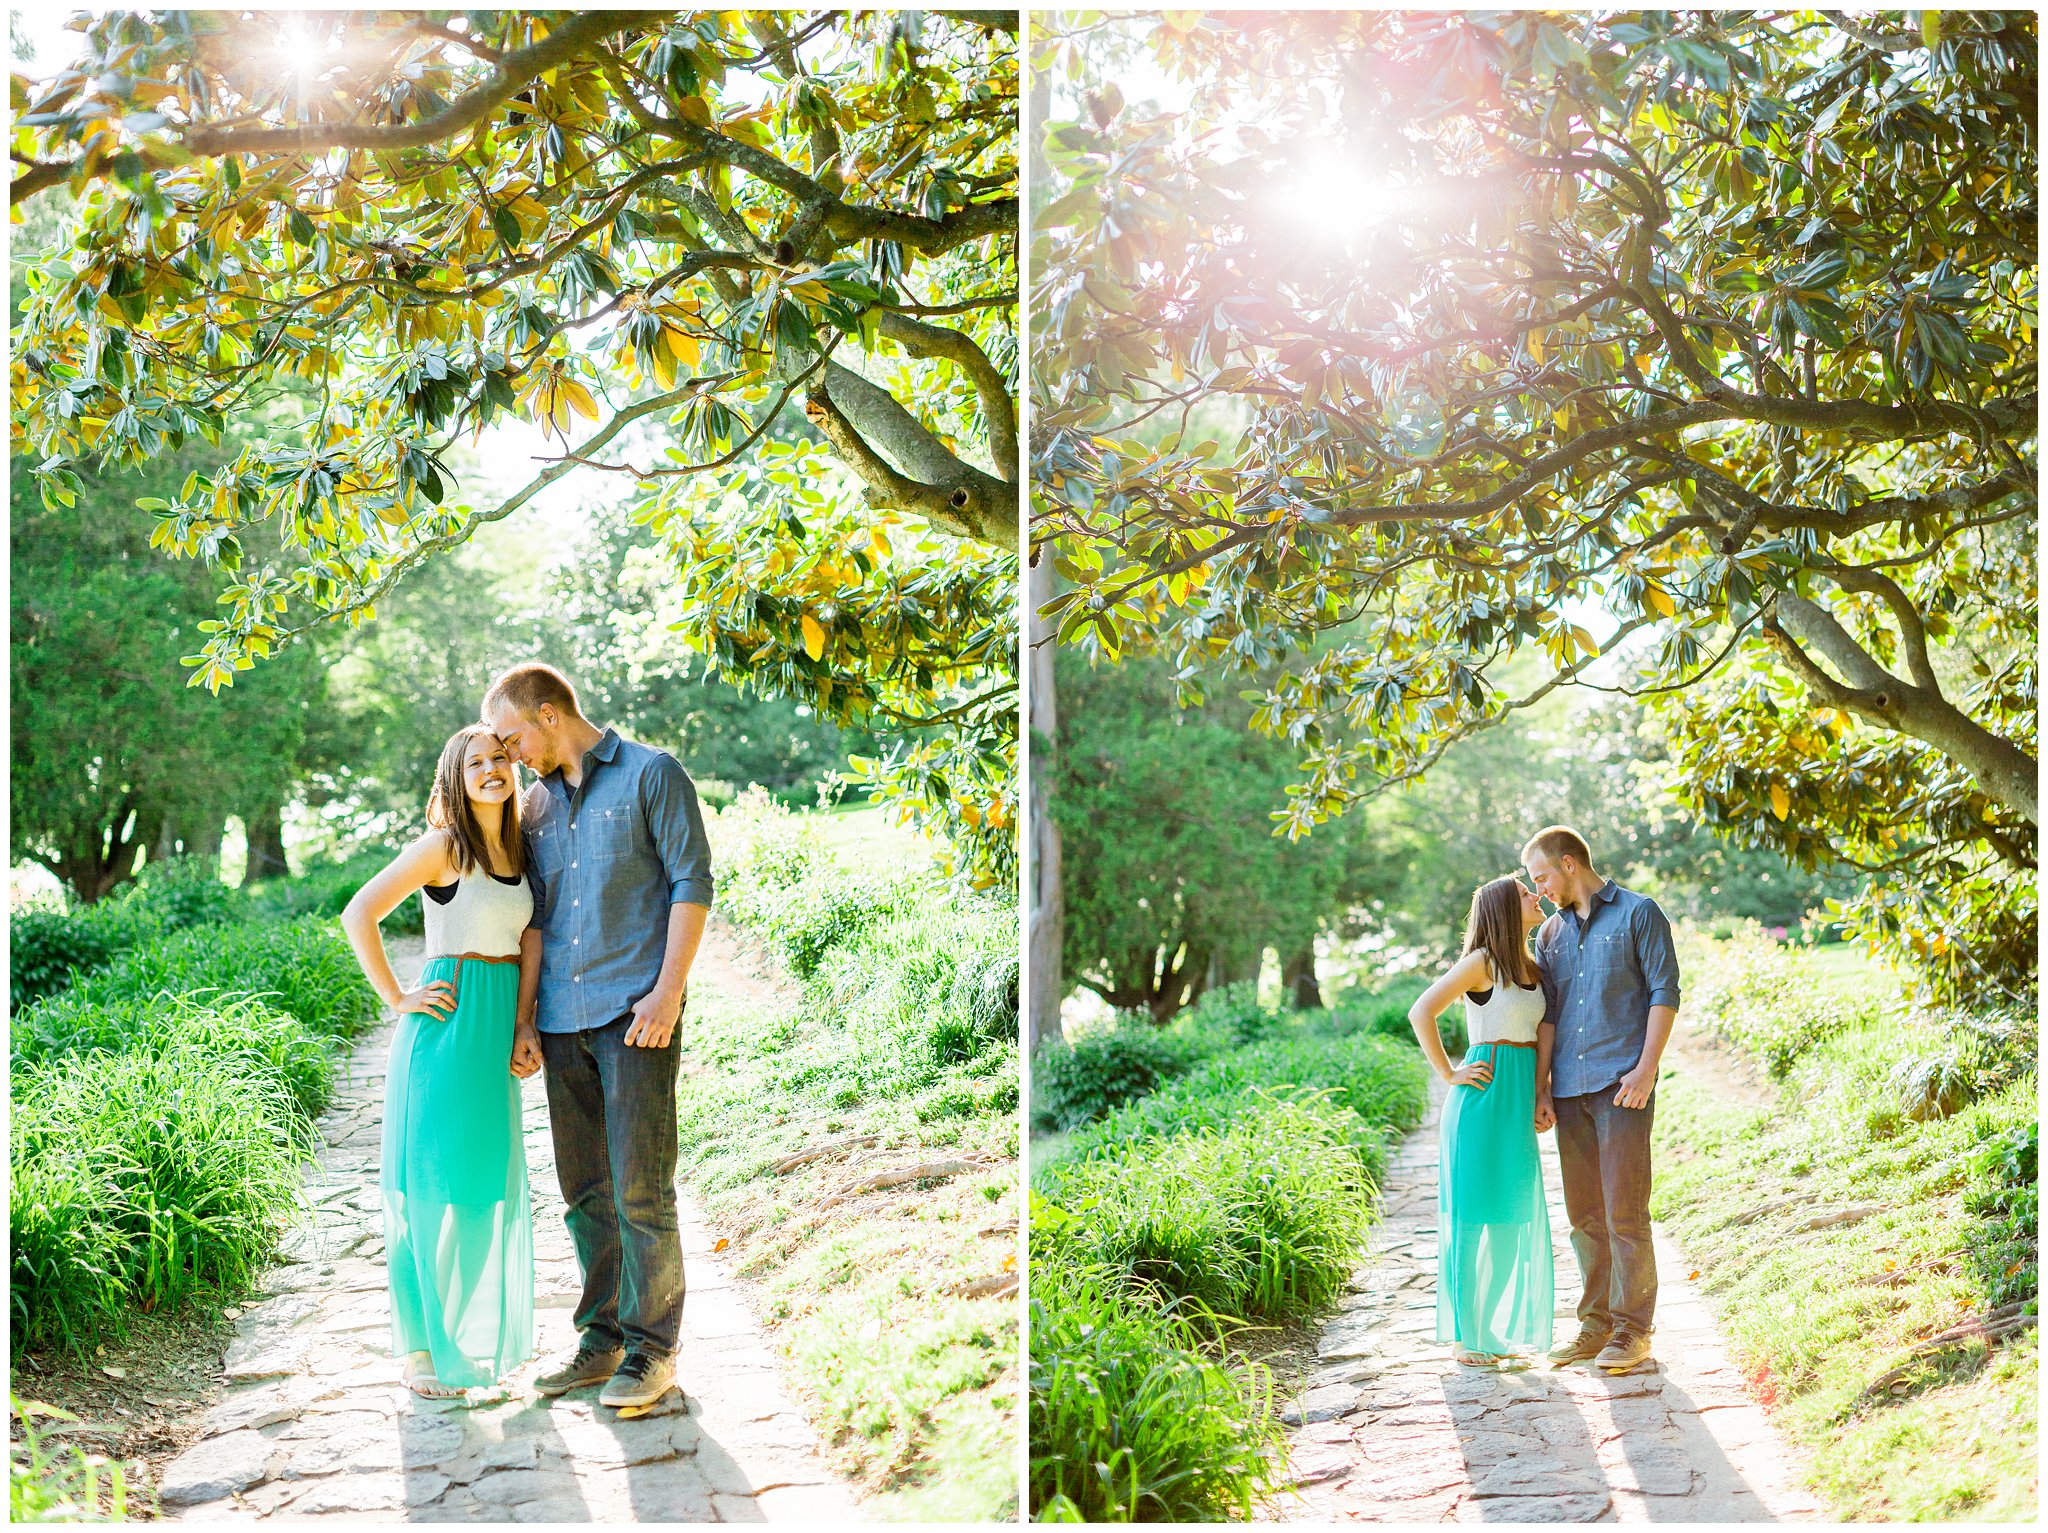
[1266,1076,1822,1523]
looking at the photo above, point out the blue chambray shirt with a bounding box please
[1536,879,1682,1099]
[522,727,715,1034]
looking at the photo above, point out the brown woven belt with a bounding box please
[1471,1039,1538,1050]
[423,951,519,1011]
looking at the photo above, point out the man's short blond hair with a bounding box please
[1522,825,1594,870]
[482,662,582,722]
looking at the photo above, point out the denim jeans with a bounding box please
[539,1014,684,1358]
[1553,1088,1658,1337]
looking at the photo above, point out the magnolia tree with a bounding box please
[1032,9,2036,1002]
[12,9,1019,883]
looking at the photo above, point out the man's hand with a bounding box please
[1613,1060,1657,1110]
[511,1023,544,1079]
[622,984,686,1048]
[1534,1093,1556,1133]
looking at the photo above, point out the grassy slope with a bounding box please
[1652,946,2037,1522]
[675,805,1018,1522]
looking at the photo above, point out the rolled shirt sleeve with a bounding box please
[643,752,715,908]
[1635,897,1682,1011]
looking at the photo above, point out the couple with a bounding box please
[340,663,715,1405]
[1407,826,1682,1374]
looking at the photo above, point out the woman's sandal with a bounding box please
[404,1353,464,1400]
[1452,1345,1504,1369]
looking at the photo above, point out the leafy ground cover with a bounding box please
[677,794,1020,1521]
[1654,932,2037,1521]
[10,852,418,1015]
[1029,984,1431,1521]
[7,860,387,1518]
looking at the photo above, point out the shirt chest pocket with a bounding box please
[531,819,565,876]
[586,802,640,863]
[1590,930,1639,977]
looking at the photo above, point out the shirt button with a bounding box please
[573,938,579,946]
[574,975,582,984]
[572,862,579,870]
[573,900,580,908]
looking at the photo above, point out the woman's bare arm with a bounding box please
[1408,949,1493,1084]
[340,835,455,1015]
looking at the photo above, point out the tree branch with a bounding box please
[1765,595,2038,824]
[874,311,1018,483]
[14,12,659,203]
[804,375,1015,550]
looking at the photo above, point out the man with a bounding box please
[483,663,713,1410]
[1521,825,1680,1376]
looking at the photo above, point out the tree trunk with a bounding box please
[1207,941,1262,991]
[244,801,291,883]
[62,799,158,904]
[1283,941,1323,1009]
[1026,552,1065,1053]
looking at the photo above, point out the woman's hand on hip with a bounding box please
[1449,1055,1494,1091]
[395,980,456,1019]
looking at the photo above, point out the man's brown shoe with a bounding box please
[1595,1329,1654,1374]
[1548,1323,1611,1366]
[534,1340,626,1396]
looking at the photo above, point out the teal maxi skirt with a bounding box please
[1436,1042,1553,1355]
[382,955,534,1387]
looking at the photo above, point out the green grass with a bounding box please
[1027,1014,1431,1520]
[13,992,338,1122]
[9,885,373,1358]
[1040,1096,1378,1323]
[810,800,938,870]
[1027,1257,1279,1523]
[11,1051,311,1354]
[63,915,379,1040]
[1652,987,2038,1522]
[682,794,1019,1520]
[8,1397,136,1522]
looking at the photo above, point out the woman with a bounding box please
[1408,876,1555,1369]
[342,726,540,1398]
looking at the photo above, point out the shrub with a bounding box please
[119,855,245,931]
[1963,1111,2038,1313]
[807,898,1018,1098]
[1888,1050,1977,1123]
[7,904,151,1013]
[1683,921,1881,1076]
[8,1153,131,1355]
[1039,1097,1376,1322]
[12,992,337,1123]
[1323,980,1466,1057]
[1182,1032,1431,1137]
[11,1051,308,1348]
[246,848,423,935]
[9,855,371,1012]
[1031,1024,1203,1133]
[1027,1253,1278,1523]
[69,916,378,1040]
[1174,982,1278,1053]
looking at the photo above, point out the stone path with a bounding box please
[158,937,858,1523]
[1270,1076,1823,1523]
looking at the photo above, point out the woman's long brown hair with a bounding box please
[425,726,524,878]
[1462,876,1538,990]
